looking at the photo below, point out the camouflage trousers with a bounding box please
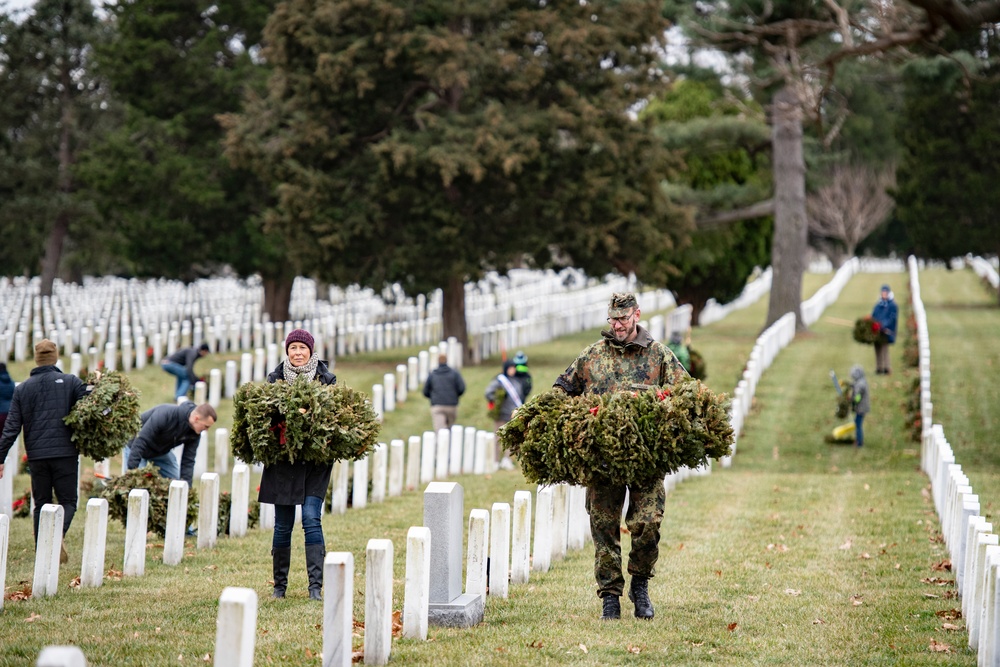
[586,479,665,598]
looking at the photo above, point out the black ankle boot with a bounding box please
[629,576,654,619]
[271,547,291,599]
[305,544,325,601]
[601,595,621,620]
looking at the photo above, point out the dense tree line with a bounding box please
[1,0,997,339]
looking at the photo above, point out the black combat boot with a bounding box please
[601,595,621,620]
[271,547,291,599]
[305,544,325,601]
[629,576,654,619]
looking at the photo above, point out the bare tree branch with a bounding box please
[696,199,775,230]
[907,0,1000,30]
[807,164,896,255]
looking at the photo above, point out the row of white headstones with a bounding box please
[912,256,1000,665]
[16,262,859,666]
[1,269,667,369]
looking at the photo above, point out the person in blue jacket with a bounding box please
[871,284,898,375]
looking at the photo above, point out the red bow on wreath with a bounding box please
[269,421,288,445]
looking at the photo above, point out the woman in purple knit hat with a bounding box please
[259,328,336,600]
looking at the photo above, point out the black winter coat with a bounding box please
[126,402,202,486]
[423,364,466,406]
[257,360,336,506]
[162,347,203,383]
[0,366,88,462]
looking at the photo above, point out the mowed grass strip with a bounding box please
[1,269,988,665]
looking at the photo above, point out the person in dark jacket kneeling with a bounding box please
[125,402,217,487]
[0,340,89,562]
[259,328,335,600]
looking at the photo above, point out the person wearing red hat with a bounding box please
[259,328,336,600]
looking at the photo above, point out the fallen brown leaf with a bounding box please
[812,618,825,625]
[860,553,871,560]
[931,560,951,572]
[850,595,864,606]
[839,539,853,550]
[527,640,544,649]
[921,577,954,586]
[69,576,82,589]
[305,648,314,658]
[5,584,32,601]
[391,610,403,638]
[727,622,738,632]
[204,565,218,571]
[627,645,642,654]
[928,638,951,653]
[784,589,801,596]
[935,608,962,620]
[579,644,588,654]
[25,612,42,623]
[106,569,123,581]
[351,650,365,663]
[942,623,961,631]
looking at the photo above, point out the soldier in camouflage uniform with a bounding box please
[554,292,688,620]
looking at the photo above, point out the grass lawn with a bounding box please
[0,268,993,665]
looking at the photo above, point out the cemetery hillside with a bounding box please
[4,0,1000,665]
[0,258,998,665]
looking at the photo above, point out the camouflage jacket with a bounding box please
[554,325,688,396]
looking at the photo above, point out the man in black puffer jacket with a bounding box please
[0,340,89,551]
[125,402,216,487]
[422,353,466,433]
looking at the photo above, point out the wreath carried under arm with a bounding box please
[64,371,142,461]
[497,379,733,487]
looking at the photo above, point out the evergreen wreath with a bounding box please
[487,387,507,421]
[853,316,887,345]
[230,377,380,466]
[217,491,260,535]
[687,348,707,380]
[497,379,733,487]
[99,466,198,538]
[64,371,142,461]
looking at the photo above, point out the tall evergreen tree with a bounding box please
[76,0,291,315]
[0,0,108,292]
[644,78,773,323]
[894,49,1000,299]
[222,0,689,354]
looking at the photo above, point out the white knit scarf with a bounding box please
[282,355,319,383]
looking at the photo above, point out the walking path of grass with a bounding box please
[1,268,994,665]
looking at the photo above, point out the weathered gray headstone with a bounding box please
[424,482,484,627]
[465,509,489,599]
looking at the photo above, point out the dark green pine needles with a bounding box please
[498,380,733,487]
[100,467,198,538]
[64,371,142,461]
[230,376,380,466]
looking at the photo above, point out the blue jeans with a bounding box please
[273,495,325,549]
[124,446,180,480]
[855,413,865,447]
[161,361,191,398]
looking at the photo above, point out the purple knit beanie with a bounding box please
[285,329,315,355]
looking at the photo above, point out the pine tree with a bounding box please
[222,0,689,354]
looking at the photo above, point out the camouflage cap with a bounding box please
[608,292,638,318]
